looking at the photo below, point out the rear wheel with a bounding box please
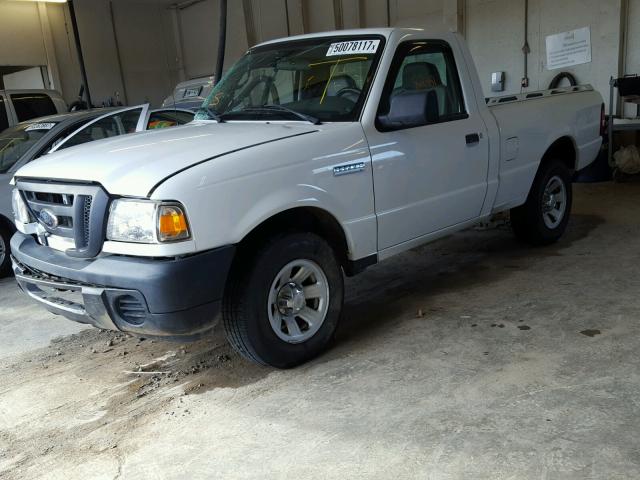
[222,233,343,368]
[0,225,12,278]
[511,159,573,245]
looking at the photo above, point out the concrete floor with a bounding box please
[1,182,640,479]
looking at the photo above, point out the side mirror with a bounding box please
[377,90,439,131]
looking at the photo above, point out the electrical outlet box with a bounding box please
[491,72,505,92]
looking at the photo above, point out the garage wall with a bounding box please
[110,1,180,105]
[391,0,444,28]
[47,4,82,105]
[73,0,182,107]
[2,0,638,111]
[0,2,49,67]
[97,0,637,109]
[177,0,250,79]
[627,0,640,75]
[72,0,126,105]
[623,0,640,117]
[466,0,622,107]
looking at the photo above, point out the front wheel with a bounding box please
[222,233,344,368]
[511,159,573,245]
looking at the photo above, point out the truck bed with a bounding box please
[485,85,603,212]
[486,85,595,107]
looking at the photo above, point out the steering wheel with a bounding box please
[335,87,361,104]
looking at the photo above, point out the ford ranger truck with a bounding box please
[10,28,604,368]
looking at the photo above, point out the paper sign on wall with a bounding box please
[546,27,592,70]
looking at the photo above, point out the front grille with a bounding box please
[16,180,109,258]
[24,190,75,234]
[82,196,93,247]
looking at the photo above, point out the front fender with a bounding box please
[151,123,378,260]
[231,183,370,260]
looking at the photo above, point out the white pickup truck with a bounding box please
[10,28,603,368]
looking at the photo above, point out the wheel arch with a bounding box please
[234,206,366,276]
[541,136,577,172]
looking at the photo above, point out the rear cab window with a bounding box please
[10,93,57,122]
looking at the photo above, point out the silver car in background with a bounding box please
[161,76,215,110]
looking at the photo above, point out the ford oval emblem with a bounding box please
[39,208,59,229]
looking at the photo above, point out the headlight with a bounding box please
[11,189,31,224]
[106,199,190,243]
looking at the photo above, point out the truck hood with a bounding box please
[15,122,318,196]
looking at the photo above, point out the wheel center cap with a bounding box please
[543,193,556,211]
[277,282,305,315]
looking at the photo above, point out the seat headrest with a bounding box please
[402,62,443,90]
[326,74,357,96]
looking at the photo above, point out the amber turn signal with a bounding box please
[158,205,190,242]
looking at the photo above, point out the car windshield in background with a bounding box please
[200,36,384,123]
[0,123,55,174]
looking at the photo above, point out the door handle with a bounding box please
[465,133,481,145]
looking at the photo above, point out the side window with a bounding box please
[0,95,9,132]
[57,108,142,151]
[10,93,57,122]
[37,123,83,158]
[378,40,466,129]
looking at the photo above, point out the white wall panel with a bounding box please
[626,0,640,75]
[466,0,621,109]
[48,4,81,103]
[2,0,636,114]
[0,2,47,66]
[73,0,126,105]
[303,0,337,32]
[393,0,443,28]
[252,0,289,42]
[110,1,179,106]
[179,0,248,79]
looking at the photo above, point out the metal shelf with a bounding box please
[608,76,640,165]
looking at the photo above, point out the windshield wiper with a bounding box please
[222,105,321,125]
[196,106,225,123]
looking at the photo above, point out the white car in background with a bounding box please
[0,89,67,132]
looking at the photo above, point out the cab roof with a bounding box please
[254,27,452,49]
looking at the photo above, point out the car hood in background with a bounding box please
[14,122,318,196]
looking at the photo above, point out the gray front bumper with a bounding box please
[13,264,128,331]
[11,233,235,338]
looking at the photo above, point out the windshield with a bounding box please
[0,123,55,174]
[199,36,384,123]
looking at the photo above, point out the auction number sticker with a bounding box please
[25,123,56,131]
[326,39,380,56]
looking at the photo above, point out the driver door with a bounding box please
[365,40,489,250]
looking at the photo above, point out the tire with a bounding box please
[0,225,12,278]
[222,233,344,368]
[511,159,573,246]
